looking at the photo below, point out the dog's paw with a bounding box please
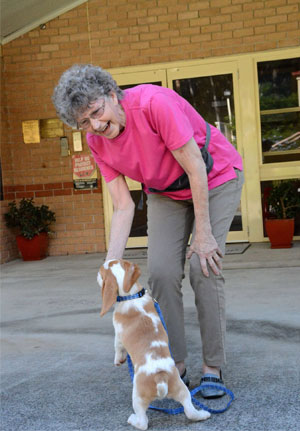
[114,355,127,366]
[187,409,211,422]
[114,358,126,366]
[114,349,127,366]
[127,413,148,430]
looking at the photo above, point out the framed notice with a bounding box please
[72,155,98,190]
[22,120,40,144]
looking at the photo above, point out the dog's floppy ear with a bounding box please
[123,260,141,293]
[99,266,118,317]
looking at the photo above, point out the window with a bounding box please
[258,58,300,164]
[173,74,236,148]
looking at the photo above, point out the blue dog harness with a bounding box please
[116,290,235,415]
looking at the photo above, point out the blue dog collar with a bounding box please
[117,288,146,302]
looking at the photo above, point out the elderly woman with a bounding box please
[53,64,243,397]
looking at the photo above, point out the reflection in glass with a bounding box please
[173,75,242,232]
[261,112,300,163]
[129,191,147,237]
[119,82,162,239]
[258,57,300,164]
[258,58,300,110]
[173,75,236,147]
[230,202,242,231]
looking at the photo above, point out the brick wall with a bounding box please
[0,201,19,262]
[0,191,105,261]
[87,0,300,66]
[1,0,299,263]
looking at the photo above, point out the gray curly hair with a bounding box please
[52,64,124,128]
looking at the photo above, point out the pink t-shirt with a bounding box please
[87,85,243,200]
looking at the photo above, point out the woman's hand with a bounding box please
[187,232,223,277]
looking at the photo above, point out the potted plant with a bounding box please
[265,180,300,248]
[4,198,56,260]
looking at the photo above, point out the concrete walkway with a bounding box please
[1,242,300,431]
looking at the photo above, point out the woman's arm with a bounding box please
[171,137,223,277]
[105,175,135,261]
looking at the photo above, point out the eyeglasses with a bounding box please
[77,99,106,130]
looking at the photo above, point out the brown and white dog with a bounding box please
[98,259,210,430]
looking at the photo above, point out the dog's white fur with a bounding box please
[98,259,210,430]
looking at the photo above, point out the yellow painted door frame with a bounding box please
[238,56,263,242]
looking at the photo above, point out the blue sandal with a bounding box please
[199,371,226,399]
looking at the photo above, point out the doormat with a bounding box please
[225,243,251,255]
[123,249,148,259]
[124,244,251,259]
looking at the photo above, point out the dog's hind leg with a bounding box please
[127,382,149,430]
[171,380,211,422]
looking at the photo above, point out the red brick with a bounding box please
[3,193,16,201]
[45,183,63,190]
[35,190,54,197]
[40,44,59,52]
[3,185,17,192]
[63,182,74,188]
[16,192,34,199]
[74,189,92,194]
[54,189,72,196]
[26,184,44,191]
[14,185,26,191]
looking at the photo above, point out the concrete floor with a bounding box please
[1,242,300,431]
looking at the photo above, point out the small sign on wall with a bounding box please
[40,118,64,138]
[22,120,40,144]
[72,154,98,190]
[73,131,83,152]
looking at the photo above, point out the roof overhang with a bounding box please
[1,0,87,45]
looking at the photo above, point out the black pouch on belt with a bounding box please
[148,121,213,193]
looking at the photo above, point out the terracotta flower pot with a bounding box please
[265,218,295,249]
[16,232,49,261]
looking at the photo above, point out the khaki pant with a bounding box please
[147,169,244,367]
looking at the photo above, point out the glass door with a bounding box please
[256,55,300,238]
[167,62,248,242]
[101,69,167,249]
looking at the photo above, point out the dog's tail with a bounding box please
[155,372,169,400]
